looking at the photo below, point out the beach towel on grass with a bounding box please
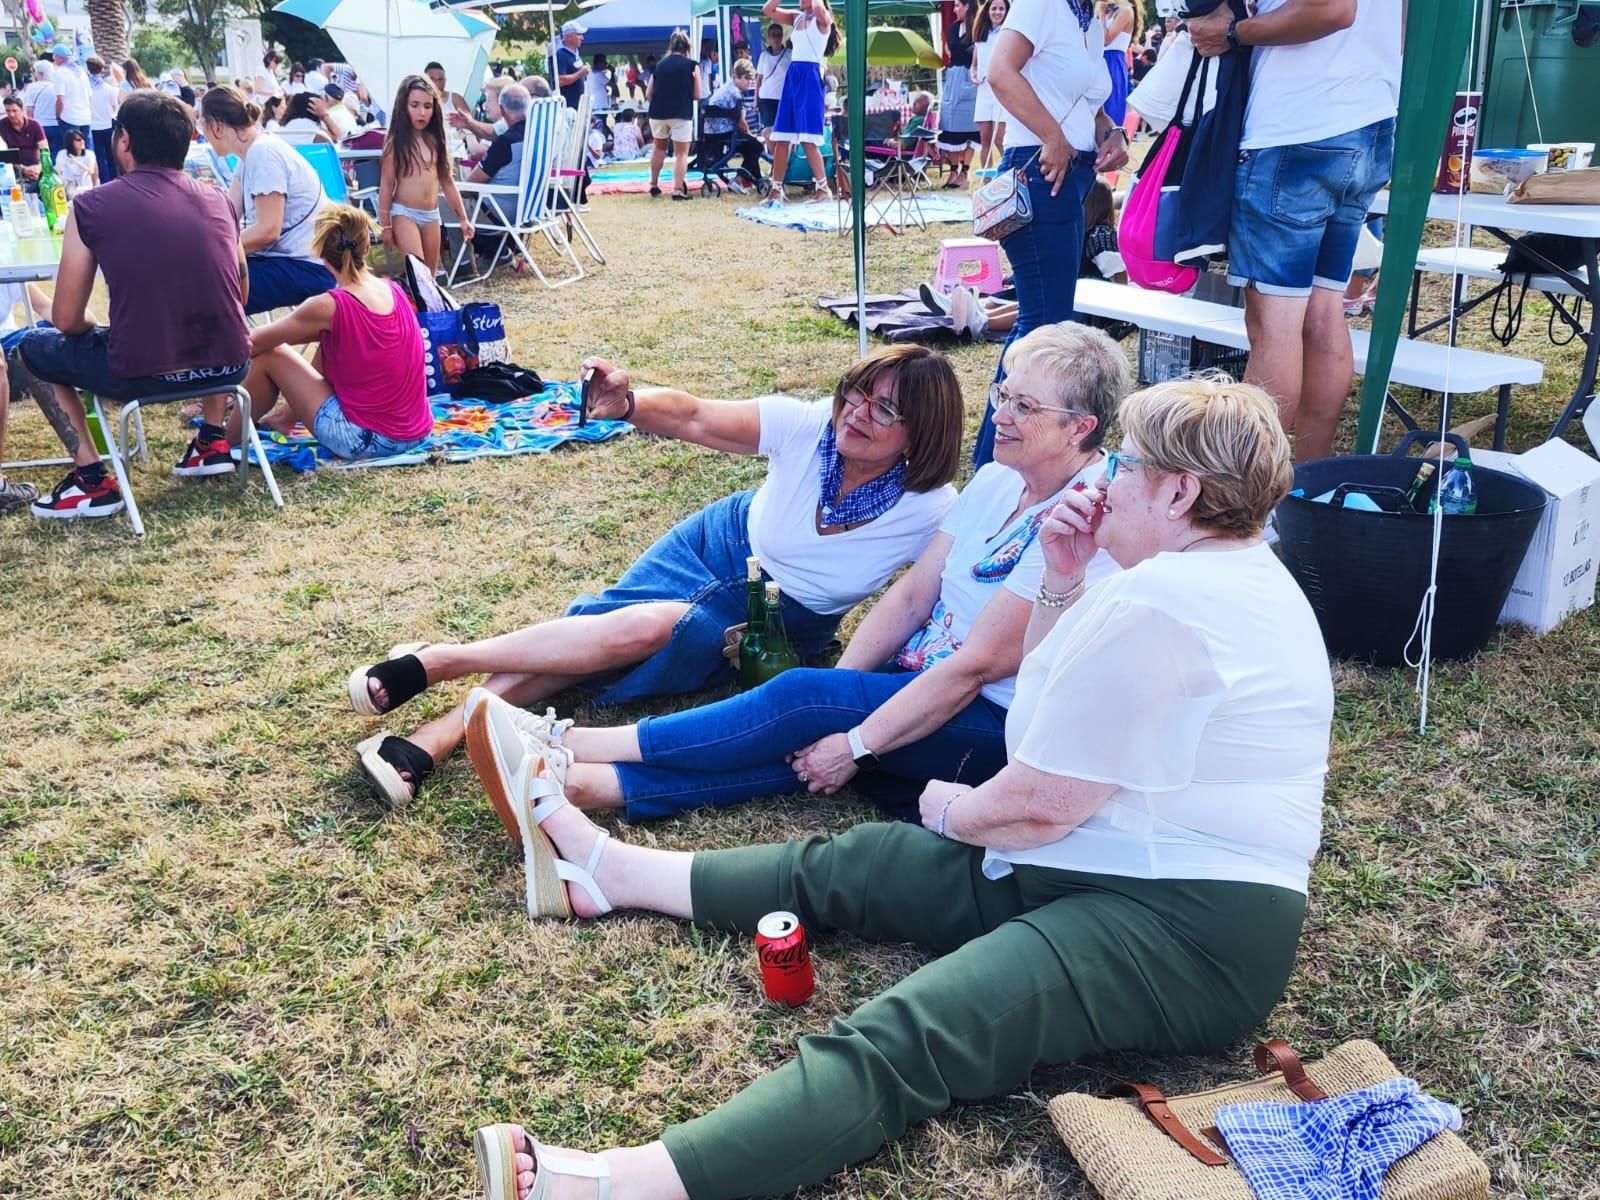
[240,383,631,471]
[738,193,973,233]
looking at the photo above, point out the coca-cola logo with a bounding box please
[759,942,809,969]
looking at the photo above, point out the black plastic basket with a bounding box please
[1275,432,1547,667]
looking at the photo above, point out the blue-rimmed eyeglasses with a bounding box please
[988,382,1086,423]
[1104,449,1146,481]
[842,387,903,427]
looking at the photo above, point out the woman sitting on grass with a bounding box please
[464,376,1335,1200]
[223,204,431,468]
[463,324,1128,836]
[347,344,964,808]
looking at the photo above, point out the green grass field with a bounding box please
[1,189,1596,1199]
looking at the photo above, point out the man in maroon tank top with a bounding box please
[19,89,251,519]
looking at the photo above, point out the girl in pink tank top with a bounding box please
[231,204,433,461]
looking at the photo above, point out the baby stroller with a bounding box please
[692,102,771,197]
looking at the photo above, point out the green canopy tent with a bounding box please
[692,0,944,356]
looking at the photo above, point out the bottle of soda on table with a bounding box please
[737,555,766,689]
[751,581,800,685]
[37,150,63,234]
[1430,457,1477,516]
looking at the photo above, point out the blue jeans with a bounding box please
[974,148,1096,466]
[18,325,247,403]
[617,666,1010,823]
[311,394,428,460]
[1227,118,1395,297]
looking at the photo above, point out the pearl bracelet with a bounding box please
[936,793,962,839]
[1036,578,1085,609]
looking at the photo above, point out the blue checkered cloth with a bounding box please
[1215,1078,1462,1200]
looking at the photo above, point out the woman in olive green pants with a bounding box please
[469,378,1333,1200]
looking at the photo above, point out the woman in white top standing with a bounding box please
[972,0,1128,468]
[1097,0,1139,127]
[347,343,963,808]
[754,22,791,149]
[761,0,836,201]
[467,324,1128,837]
[459,377,1333,1200]
[85,56,119,182]
[970,0,1010,173]
[253,50,285,108]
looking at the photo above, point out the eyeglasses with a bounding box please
[988,383,1086,423]
[842,387,903,427]
[1104,449,1146,482]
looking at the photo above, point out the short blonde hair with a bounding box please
[1118,375,1293,538]
[1002,322,1131,450]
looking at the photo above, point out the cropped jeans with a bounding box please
[616,666,1010,823]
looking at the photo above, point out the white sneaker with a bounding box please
[964,287,989,338]
[463,688,572,786]
[948,284,974,337]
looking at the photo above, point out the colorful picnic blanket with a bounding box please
[737,193,974,233]
[589,163,708,195]
[243,383,632,472]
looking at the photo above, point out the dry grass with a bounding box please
[1,187,1597,1200]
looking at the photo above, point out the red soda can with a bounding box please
[756,911,815,1006]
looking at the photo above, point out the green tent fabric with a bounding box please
[1355,0,1479,453]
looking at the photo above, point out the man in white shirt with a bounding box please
[1190,0,1400,463]
[24,59,58,157]
[50,45,92,152]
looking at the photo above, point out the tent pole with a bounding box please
[1354,0,1475,453]
[849,0,868,358]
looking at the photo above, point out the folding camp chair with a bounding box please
[294,141,351,204]
[447,96,584,289]
[833,110,928,236]
[552,94,605,265]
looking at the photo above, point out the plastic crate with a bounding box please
[1136,329,1250,385]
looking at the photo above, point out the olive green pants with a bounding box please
[660,822,1306,1200]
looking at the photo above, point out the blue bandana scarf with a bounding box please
[817,422,908,529]
[1066,0,1094,33]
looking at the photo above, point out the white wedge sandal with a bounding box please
[474,1124,611,1200]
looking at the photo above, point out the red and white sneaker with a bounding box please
[30,470,125,520]
[173,436,236,478]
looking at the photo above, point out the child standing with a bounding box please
[379,74,474,276]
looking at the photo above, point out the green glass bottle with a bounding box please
[737,555,766,689]
[752,581,800,685]
[37,150,62,234]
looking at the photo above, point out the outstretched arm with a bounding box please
[249,293,336,356]
[1189,0,1357,55]
[763,0,799,27]
[580,356,762,455]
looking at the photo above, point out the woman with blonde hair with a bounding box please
[230,204,432,462]
[464,375,1334,1200]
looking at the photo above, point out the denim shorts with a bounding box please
[1227,118,1395,297]
[18,325,248,403]
[312,394,427,460]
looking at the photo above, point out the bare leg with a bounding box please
[420,221,443,276]
[405,667,584,770]
[561,723,643,764]
[392,212,426,267]
[769,140,791,192]
[501,1129,687,1200]
[541,792,694,918]
[231,346,333,442]
[1242,288,1310,449]
[672,139,689,193]
[562,763,626,811]
[649,140,666,189]
[1294,285,1356,462]
[977,121,993,171]
[35,381,97,467]
[801,142,826,189]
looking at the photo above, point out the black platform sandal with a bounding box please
[348,643,430,715]
[356,734,436,810]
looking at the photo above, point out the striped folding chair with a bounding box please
[447,96,583,289]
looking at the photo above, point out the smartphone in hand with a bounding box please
[578,367,594,427]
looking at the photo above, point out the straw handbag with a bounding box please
[1049,1039,1490,1200]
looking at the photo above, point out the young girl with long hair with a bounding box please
[120,58,149,91]
[379,74,474,274]
[761,0,838,201]
[971,0,1009,173]
[233,204,433,462]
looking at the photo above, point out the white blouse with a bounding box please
[986,542,1334,894]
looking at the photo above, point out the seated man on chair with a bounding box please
[19,89,251,520]
[465,83,531,272]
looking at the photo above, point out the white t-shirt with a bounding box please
[585,68,613,111]
[747,396,956,616]
[25,79,56,127]
[756,46,791,101]
[985,542,1333,893]
[999,0,1111,153]
[239,133,327,262]
[88,75,117,129]
[897,461,1117,708]
[1241,0,1401,150]
[53,65,91,127]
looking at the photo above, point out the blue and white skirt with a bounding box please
[565,490,841,705]
[772,61,826,144]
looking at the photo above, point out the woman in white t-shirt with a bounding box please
[975,0,1128,467]
[453,378,1334,1200]
[348,344,964,807]
[470,324,1128,832]
[971,0,1011,171]
[754,22,791,144]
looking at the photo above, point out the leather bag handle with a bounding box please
[1254,1039,1328,1102]
[1105,1082,1228,1167]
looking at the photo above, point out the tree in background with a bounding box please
[147,0,243,83]
[88,0,129,62]
[130,25,188,77]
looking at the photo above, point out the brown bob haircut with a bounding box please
[829,344,963,492]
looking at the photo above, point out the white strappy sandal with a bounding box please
[467,690,612,920]
[474,1124,611,1200]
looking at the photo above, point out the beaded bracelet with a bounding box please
[1036,578,1085,609]
[936,793,962,839]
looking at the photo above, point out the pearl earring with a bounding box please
[1167,507,1176,519]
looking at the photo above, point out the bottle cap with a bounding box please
[1453,456,1472,467]
[764,581,779,602]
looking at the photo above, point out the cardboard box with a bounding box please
[1475,441,1600,634]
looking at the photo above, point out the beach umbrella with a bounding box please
[273,0,498,108]
[827,24,941,68]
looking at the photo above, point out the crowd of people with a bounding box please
[0,6,1421,1199]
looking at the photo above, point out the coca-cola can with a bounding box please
[756,911,814,1006]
